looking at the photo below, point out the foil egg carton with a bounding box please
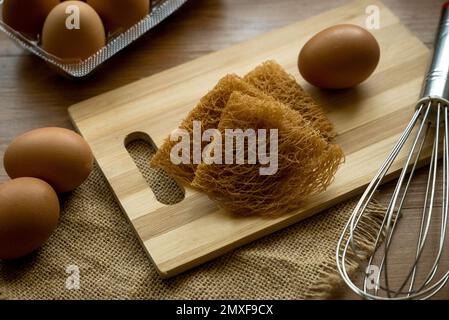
[0,0,188,78]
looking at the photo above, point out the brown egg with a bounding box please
[298,24,380,89]
[4,127,94,193]
[87,0,150,35]
[1,0,60,40]
[0,178,60,260]
[41,1,106,61]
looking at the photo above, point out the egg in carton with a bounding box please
[0,0,188,77]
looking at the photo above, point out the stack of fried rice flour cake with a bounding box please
[152,60,344,216]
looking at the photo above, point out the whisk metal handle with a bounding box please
[420,2,449,106]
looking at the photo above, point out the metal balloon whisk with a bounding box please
[337,3,449,300]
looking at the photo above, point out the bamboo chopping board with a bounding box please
[69,0,430,278]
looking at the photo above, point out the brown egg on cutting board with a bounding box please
[41,1,106,61]
[87,0,150,35]
[298,24,380,89]
[3,127,94,193]
[0,178,60,260]
[1,0,61,40]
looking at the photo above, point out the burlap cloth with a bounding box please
[0,141,383,300]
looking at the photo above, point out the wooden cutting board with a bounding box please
[69,0,430,278]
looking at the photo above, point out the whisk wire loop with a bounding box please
[337,101,449,300]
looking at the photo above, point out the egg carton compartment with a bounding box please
[0,0,188,78]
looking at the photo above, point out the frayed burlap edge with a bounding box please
[304,200,386,299]
[0,200,385,301]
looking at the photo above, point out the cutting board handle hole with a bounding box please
[125,132,185,205]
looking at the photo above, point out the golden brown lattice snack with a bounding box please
[151,74,274,185]
[191,92,344,216]
[244,60,335,140]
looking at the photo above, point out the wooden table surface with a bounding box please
[1,0,448,300]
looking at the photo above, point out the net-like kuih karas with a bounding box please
[151,61,344,216]
[244,60,335,140]
[151,74,272,186]
[192,92,343,216]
